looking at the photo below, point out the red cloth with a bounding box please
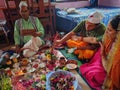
[80,48,106,90]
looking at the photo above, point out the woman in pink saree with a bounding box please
[79,15,120,90]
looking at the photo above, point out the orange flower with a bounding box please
[74,49,81,55]
[84,50,95,59]
[76,49,95,59]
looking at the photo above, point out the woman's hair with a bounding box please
[110,15,120,31]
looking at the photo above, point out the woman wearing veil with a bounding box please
[80,15,120,90]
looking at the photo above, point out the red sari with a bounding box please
[80,48,106,90]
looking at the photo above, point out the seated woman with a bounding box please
[79,15,120,90]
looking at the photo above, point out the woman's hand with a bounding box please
[99,42,106,58]
[99,41,108,71]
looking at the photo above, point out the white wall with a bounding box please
[98,0,120,7]
[55,1,90,9]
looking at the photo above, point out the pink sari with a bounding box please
[79,48,106,90]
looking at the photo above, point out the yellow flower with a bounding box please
[46,54,51,60]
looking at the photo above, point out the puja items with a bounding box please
[0,53,20,68]
[5,68,12,76]
[66,39,95,60]
[59,57,66,67]
[0,69,12,90]
[11,72,46,90]
[20,58,29,66]
[55,57,67,70]
[45,48,58,70]
[46,70,78,90]
[0,52,11,68]
[66,60,78,70]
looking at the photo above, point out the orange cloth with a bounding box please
[103,32,120,90]
[110,46,120,90]
[103,33,114,56]
[74,49,95,59]
[66,39,95,59]
[111,60,120,90]
[66,39,88,48]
